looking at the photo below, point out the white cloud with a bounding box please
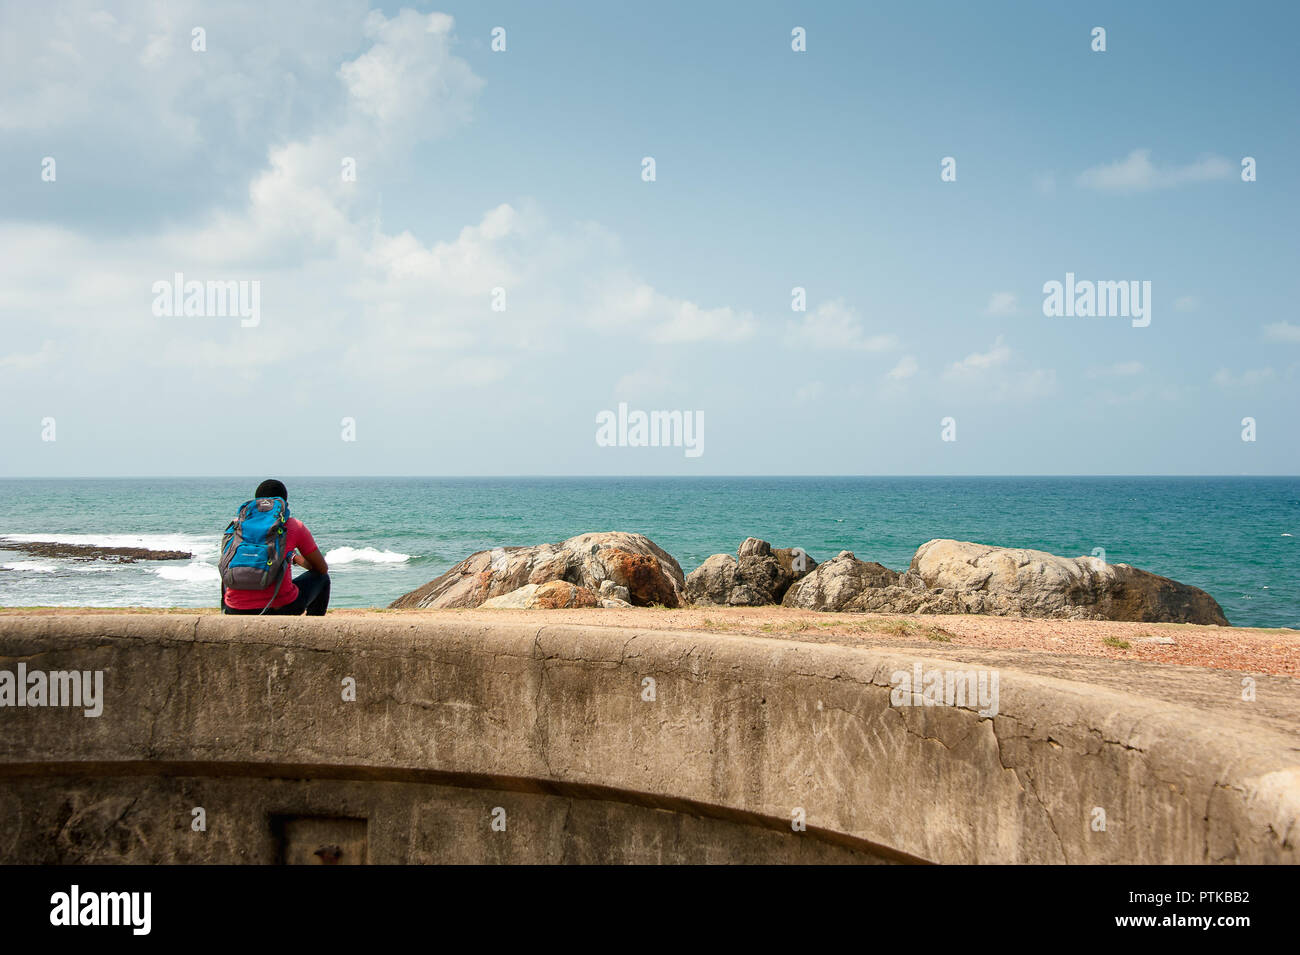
[1213,367,1276,389]
[339,10,481,133]
[364,203,529,295]
[1174,296,1199,312]
[1077,149,1235,192]
[984,292,1018,315]
[1088,360,1145,378]
[0,6,742,410]
[786,299,897,352]
[945,337,1011,377]
[647,298,756,344]
[886,356,918,380]
[0,8,752,415]
[1263,322,1300,343]
[0,340,58,373]
[595,280,755,344]
[1,1,377,202]
[941,337,1055,399]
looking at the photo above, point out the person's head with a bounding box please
[255,478,288,501]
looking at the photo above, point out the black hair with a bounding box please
[255,479,288,501]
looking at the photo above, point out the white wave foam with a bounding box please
[2,561,59,573]
[152,562,221,583]
[325,546,411,565]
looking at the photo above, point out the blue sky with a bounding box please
[1,0,1297,476]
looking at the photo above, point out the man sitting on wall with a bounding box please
[219,479,330,615]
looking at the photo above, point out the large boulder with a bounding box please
[389,531,685,609]
[685,538,817,606]
[899,539,1229,625]
[685,555,744,605]
[781,551,900,611]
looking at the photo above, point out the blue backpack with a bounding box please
[219,497,290,598]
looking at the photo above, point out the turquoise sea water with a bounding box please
[0,477,1296,628]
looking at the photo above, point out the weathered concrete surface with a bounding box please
[0,614,1296,864]
[0,775,888,864]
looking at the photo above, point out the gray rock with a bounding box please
[685,554,740,606]
[599,580,631,603]
[773,546,817,579]
[685,538,817,606]
[781,551,901,611]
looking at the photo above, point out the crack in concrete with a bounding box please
[1019,762,1067,863]
[530,627,554,778]
[144,643,185,759]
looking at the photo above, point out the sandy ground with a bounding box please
[4,604,1297,679]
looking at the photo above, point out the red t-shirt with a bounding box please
[223,517,318,610]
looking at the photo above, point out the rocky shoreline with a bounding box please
[390,531,1231,626]
[0,539,193,563]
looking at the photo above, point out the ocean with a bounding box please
[0,477,1296,628]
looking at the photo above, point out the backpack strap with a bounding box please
[257,564,287,615]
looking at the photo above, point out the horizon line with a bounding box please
[2,474,1297,481]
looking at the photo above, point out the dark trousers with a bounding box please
[222,571,330,616]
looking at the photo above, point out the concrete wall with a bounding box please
[0,614,1295,864]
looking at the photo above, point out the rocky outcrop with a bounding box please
[786,539,1229,625]
[685,538,817,606]
[392,531,1228,625]
[389,532,684,609]
[781,551,900,611]
[0,539,192,563]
